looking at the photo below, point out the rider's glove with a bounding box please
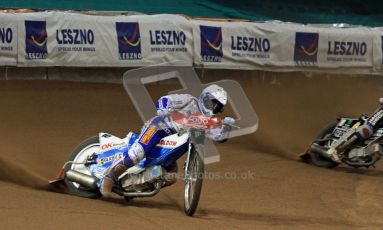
[216,117,235,143]
[222,117,235,126]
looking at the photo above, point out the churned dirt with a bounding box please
[1,73,383,229]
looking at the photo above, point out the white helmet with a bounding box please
[198,84,227,116]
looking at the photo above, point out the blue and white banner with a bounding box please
[111,14,193,66]
[17,12,193,66]
[315,27,374,68]
[192,20,308,69]
[192,20,377,72]
[2,11,383,74]
[0,13,18,66]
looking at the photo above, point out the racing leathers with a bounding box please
[327,106,383,163]
[100,94,234,197]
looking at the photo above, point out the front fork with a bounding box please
[184,143,193,177]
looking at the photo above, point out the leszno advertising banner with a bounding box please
[0,13,17,66]
[193,20,377,72]
[192,20,311,69]
[294,27,374,69]
[111,14,193,66]
[18,12,193,66]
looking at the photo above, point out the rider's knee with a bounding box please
[127,142,145,164]
[356,124,373,139]
[113,163,127,176]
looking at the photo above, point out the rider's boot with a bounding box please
[100,176,115,198]
[327,147,341,163]
[100,161,128,198]
[100,142,146,197]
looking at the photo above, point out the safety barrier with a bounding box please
[0,11,382,74]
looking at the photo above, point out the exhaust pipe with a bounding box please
[65,170,98,190]
[309,143,331,159]
[112,181,162,197]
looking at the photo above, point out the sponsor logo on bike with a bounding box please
[116,22,142,60]
[369,110,383,126]
[187,115,209,128]
[158,139,177,147]
[97,153,123,165]
[333,128,346,138]
[294,32,318,66]
[200,25,223,62]
[140,126,157,145]
[101,143,113,150]
[25,20,48,60]
[100,142,126,151]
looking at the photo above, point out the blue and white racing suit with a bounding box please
[101,94,232,190]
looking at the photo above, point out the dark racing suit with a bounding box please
[329,107,383,161]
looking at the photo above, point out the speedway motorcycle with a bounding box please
[300,113,383,169]
[52,113,228,216]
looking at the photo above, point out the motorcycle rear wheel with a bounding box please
[184,147,204,216]
[64,136,102,198]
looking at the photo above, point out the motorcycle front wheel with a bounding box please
[184,147,204,216]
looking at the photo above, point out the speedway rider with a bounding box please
[100,84,235,197]
[327,98,383,163]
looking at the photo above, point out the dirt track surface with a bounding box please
[1,75,383,229]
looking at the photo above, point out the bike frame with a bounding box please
[91,132,190,180]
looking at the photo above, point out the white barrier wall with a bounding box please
[1,11,383,73]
